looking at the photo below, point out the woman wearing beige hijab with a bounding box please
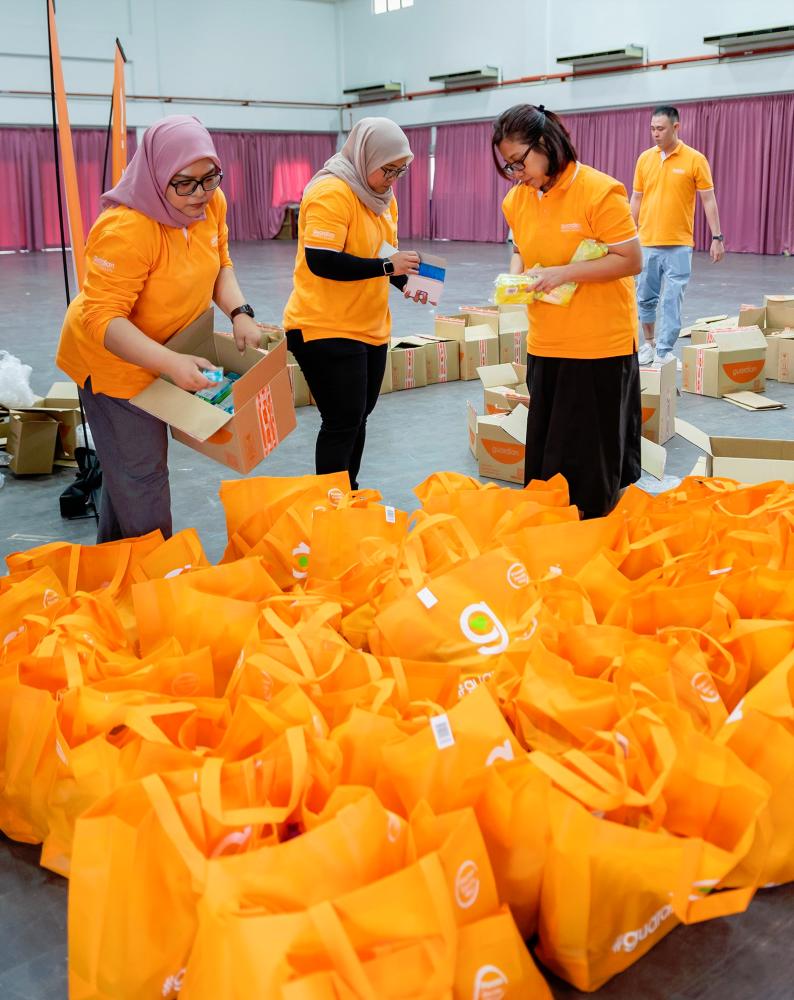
[283,117,420,490]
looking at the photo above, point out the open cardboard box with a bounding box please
[676,418,794,484]
[416,334,460,384]
[498,310,528,365]
[460,325,499,381]
[682,328,766,398]
[6,411,60,475]
[131,309,295,474]
[477,362,529,414]
[11,380,82,463]
[640,357,676,444]
[390,337,429,391]
[475,403,528,484]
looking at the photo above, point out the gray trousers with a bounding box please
[78,378,172,543]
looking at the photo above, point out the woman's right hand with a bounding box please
[389,251,421,276]
[164,353,217,392]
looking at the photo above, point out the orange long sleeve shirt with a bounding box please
[56,188,233,398]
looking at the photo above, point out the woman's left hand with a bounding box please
[232,314,262,353]
[524,265,571,294]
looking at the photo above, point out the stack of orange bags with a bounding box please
[2,469,794,998]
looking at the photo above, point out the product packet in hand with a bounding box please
[493,238,608,306]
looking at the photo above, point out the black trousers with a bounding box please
[524,352,641,519]
[286,331,388,491]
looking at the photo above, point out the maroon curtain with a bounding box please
[209,130,336,240]
[394,126,431,239]
[431,121,511,243]
[0,127,137,251]
[429,92,794,254]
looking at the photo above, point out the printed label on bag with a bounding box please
[691,671,721,704]
[459,602,509,656]
[473,964,509,1000]
[612,904,673,953]
[506,562,529,589]
[485,739,515,767]
[454,860,480,909]
[327,487,344,506]
[431,713,455,749]
[417,587,438,609]
[292,541,310,579]
[385,505,396,523]
[458,671,494,699]
[42,589,60,608]
[255,385,280,457]
[161,969,186,997]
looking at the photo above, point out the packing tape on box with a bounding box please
[512,331,522,365]
[256,385,279,457]
[478,340,488,367]
[695,347,706,395]
[405,349,416,390]
[437,342,448,382]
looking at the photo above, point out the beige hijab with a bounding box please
[305,117,413,216]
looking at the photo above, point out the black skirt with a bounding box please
[524,352,641,519]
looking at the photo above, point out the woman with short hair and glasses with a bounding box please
[493,104,643,519]
[57,114,259,542]
[284,117,421,490]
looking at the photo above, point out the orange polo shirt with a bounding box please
[502,162,639,360]
[633,141,714,247]
[57,188,232,399]
[283,177,398,346]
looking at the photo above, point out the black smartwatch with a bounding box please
[230,304,255,320]
[382,259,396,276]
[711,235,724,242]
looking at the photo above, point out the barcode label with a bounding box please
[431,714,455,749]
[385,505,396,523]
[417,587,438,609]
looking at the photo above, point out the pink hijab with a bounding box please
[101,115,221,228]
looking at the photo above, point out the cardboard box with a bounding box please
[460,325,499,381]
[676,418,794,484]
[475,404,528,484]
[11,381,82,461]
[774,335,794,383]
[131,309,295,474]
[739,296,794,334]
[640,357,676,445]
[417,335,460,384]
[477,362,529,414]
[680,314,736,339]
[286,352,311,408]
[390,337,428,391]
[459,305,500,334]
[681,328,766,398]
[6,411,59,475]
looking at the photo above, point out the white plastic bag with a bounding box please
[0,351,37,408]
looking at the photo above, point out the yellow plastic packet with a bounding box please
[493,238,608,307]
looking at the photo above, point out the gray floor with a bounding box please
[1,242,793,998]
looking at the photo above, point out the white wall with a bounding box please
[340,0,794,126]
[2,0,793,135]
[0,0,341,132]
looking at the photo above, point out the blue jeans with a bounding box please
[636,246,693,355]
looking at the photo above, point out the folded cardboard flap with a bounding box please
[675,418,714,455]
[496,311,529,335]
[476,362,526,389]
[7,411,59,475]
[724,391,785,411]
[131,378,231,442]
[640,437,666,480]
[229,337,287,410]
[464,324,498,343]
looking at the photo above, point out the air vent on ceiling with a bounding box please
[428,66,501,89]
[342,81,403,101]
[556,44,645,72]
[703,25,794,53]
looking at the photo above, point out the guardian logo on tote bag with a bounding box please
[459,602,509,656]
[473,964,509,1000]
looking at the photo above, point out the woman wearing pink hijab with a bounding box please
[57,114,260,543]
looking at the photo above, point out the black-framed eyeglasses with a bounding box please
[381,164,409,180]
[502,148,532,176]
[168,170,224,197]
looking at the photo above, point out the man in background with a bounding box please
[631,105,724,366]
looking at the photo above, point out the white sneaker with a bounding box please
[638,342,655,365]
[655,351,682,371]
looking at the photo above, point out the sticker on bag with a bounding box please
[431,713,455,749]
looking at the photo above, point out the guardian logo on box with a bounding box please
[459,602,508,655]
